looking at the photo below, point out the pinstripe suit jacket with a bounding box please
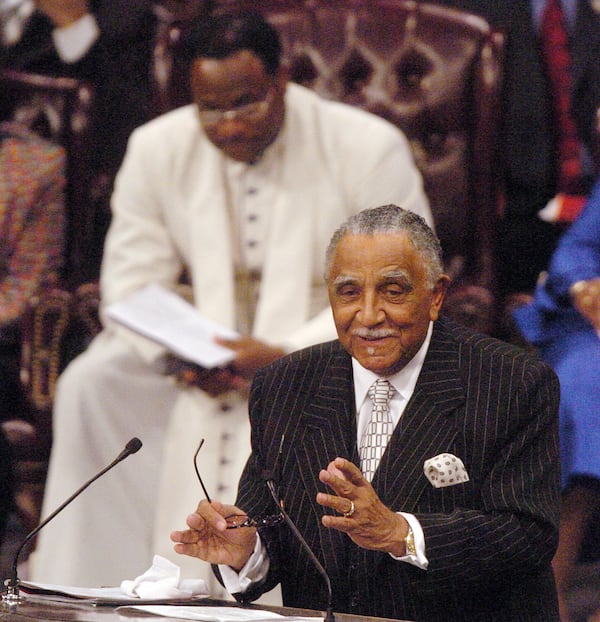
[235,317,561,621]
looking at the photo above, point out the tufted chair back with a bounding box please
[157,0,504,332]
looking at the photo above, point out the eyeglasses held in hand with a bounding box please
[194,438,284,530]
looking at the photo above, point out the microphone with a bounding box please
[264,476,335,622]
[2,436,143,603]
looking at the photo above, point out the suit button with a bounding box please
[350,596,360,609]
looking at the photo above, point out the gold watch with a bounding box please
[404,525,416,556]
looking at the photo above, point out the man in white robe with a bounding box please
[31,11,431,594]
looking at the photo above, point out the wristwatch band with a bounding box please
[405,525,416,556]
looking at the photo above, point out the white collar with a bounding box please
[352,321,433,408]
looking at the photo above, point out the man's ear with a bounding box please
[429,275,451,321]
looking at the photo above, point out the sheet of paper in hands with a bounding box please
[105,283,238,368]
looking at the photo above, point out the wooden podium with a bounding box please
[0,597,411,622]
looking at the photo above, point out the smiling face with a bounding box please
[190,49,286,163]
[327,232,449,376]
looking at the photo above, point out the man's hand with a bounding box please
[162,355,249,397]
[317,457,410,557]
[170,500,257,571]
[36,0,89,28]
[217,336,286,381]
[161,336,285,397]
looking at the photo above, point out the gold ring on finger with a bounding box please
[343,500,355,518]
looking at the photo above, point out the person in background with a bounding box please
[428,0,600,299]
[0,0,153,170]
[0,120,65,549]
[0,0,210,280]
[31,11,432,592]
[514,178,600,622]
[172,204,561,622]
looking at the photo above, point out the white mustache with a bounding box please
[353,328,396,339]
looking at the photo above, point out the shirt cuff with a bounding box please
[52,13,99,63]
[219,533,270,594]
[390,512,429,569]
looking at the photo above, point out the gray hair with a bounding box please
[324,205,444,287]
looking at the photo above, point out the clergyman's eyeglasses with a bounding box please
[196,89,275,127]
[193,438,284,529]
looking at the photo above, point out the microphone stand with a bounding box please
[265,479,335,622]
[2,437,142,605]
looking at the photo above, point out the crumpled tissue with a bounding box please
[121,555,209,600]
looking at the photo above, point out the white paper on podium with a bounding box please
[20,581,208,605]
[117,605,323,621]
[105,283,238,368]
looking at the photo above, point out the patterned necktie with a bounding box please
[539,0,583,193]
[360,379,395,482]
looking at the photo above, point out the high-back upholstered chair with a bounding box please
[0,69,94,529]
[157,0,504,333]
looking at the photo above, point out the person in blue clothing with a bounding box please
[514,177,600,622]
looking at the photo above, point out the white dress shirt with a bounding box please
[352,323,432,570]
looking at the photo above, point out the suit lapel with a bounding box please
[374,319,466,511]
[274,344,355,577]
[294,345,356,515]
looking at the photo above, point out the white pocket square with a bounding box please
[424,453,469,488]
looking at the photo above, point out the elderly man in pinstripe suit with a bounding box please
[172,205,561,622]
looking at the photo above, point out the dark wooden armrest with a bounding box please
[20,288,74,415]
[74,281,101,338]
